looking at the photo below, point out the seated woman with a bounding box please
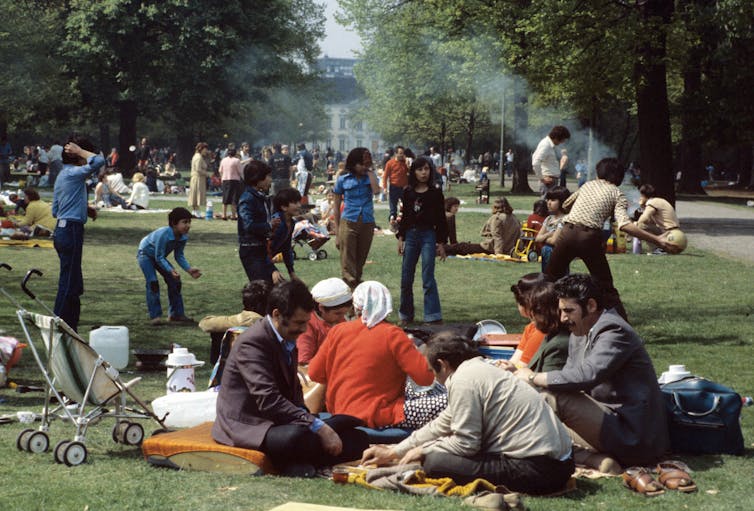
[361,334,574,495]
[514,281,569,373]
[94,171,128,208]
[445,197,521,256]
[635,184,682,253]
[126,172,150,210]
[308,281,447,430]
[499,273,549,370]
[13,188,54,237]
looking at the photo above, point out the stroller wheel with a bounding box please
[123,422,145,446]
[27,431,50,454]
[54,440,70,463]
[63,441,88,466]
[16,428,35,451]
[527,250,539,262]
[308,251,318,261]
[317,249,327,260]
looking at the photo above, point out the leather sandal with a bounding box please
[656,461,697,493]
[622,467,665,497]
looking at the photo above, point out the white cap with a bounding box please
[311,278,352,307]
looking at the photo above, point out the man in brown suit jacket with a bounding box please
[212,280,368,476]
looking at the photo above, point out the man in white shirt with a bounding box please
[532,126,570,197]
[47,142,64,186]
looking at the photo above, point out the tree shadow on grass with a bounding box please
[86,226,235,247]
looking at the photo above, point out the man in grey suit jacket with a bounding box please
[212,280,368,476]
[516,274,669,469]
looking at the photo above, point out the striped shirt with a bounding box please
[563,179,631,230]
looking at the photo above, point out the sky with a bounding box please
[319,0,363,58]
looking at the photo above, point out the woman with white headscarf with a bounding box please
[309,281,447,430]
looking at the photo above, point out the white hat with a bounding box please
[311,278,352,307]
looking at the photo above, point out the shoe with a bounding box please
[149,317,165,326]
[168,315,196,324]
[622,466,665,497]
[280,462,316,478]
[656,460,697,493]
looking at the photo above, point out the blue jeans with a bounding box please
[239,245,275,283]
[388,184,404,221]
[137,251,184,319]
[400,228,441,322]
[54,220,85,331]
[541,244,570,274]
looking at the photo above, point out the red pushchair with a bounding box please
[292,219,330,261]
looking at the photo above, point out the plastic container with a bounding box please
[151,390,217,428]
[166,347,204,393]
[89,326,129,370]
[205,201,213,220]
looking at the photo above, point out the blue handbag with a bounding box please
[661,376,745,455]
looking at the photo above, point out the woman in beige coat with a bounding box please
[188,142,210,217]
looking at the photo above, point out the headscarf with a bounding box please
[352,281,392,329]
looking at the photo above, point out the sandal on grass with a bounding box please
[656,461,697,493]
[622,467,665,497]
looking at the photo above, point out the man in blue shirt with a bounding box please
[137,207,202,325]
[51,138,106,331]
[332,148,380,288]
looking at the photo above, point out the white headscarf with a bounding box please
[352,281,392,329]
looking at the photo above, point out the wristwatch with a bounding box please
[528,372,536,383]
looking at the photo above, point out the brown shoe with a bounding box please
[149,317,165,326]
[168,315,196,324]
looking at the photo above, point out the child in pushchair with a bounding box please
[292,217,330,261]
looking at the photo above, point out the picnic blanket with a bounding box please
[0,238,54,248]
[268,504,398,511]
[449,253,524,263]
[348,463,497,497]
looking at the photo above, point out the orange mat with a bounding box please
[142,421,276,475]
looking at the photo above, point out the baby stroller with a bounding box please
[0,264,166,466]
[292,218,330,261]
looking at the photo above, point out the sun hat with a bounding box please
[311,278,352,307]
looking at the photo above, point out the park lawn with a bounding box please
[0,191,752,511]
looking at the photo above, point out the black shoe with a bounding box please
[280,462,316,478]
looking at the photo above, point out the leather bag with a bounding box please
[661,376,744,455]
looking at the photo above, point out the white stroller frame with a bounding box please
[1,264,166,466]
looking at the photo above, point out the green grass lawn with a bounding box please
[0,188,752,511]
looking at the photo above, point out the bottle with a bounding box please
[205,200,213,220]
[632,237,642,255]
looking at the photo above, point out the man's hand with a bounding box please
[272,270,286,284]
[316,424,343,456]
[398,445,424,465]
[360,445,398,467]
[397,239,404,255]
[514,367,534,383]
[436,243,446,261]
[171,269,181,279]
[187,268,201,279]
[495,360,517,372]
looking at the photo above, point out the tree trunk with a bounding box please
[118,100,137,177]
[635,0,675,204]
[99,123,111,156]
[464,109,476,167]
[736,144,753,189]
[176,132,195,170]
[0,114,7,140]
[511,76,533,193]
[677,47,706,194]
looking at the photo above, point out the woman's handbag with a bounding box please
[661,376,744,455]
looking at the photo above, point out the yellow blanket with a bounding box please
[0,238,54,248]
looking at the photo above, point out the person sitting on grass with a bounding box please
[137,207,202,326]
[361,333,574,495]
[515,274,669,473]
[445,197,521,257]
[526,199,549,233]
[296,277,353,366]
[535,186,570,272]
[634,183,682,254]
[94,170,128,209]
[126,172,150,210]
[308,281,446,430]
[500,273,548,370]
[212,280,369,477]
[444,196,460,244]
[13,187,54,237]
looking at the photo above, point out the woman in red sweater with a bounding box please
[308,281,446,429]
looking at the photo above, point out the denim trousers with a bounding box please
[388,184,404,220]
[239,245,275,283]
[400,227,441,322]
[137,251,184,319]
[53,220,85,331]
